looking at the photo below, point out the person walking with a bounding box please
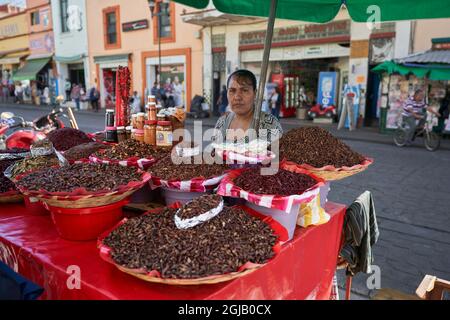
[217,85,228,116]
[89,86,100,112]
[71,84,81,111]
[14,83,24,104]
[130,91,141,114]
[65,79,71,102]
[270,86,282,119]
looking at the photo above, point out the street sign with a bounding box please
[122,19,149,32]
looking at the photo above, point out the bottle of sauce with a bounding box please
[144,120,157,145]
[105,109,117,143]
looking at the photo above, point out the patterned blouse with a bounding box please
[213,112,283,144]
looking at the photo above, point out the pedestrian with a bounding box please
[1,83,9,104]
[270,86,282,119]
[14,83,24,104]
[89,86,100,112]
[217,85,228,116]
[43,87,50,105]
[172,76,183,107]
[71,84,81,111]
[65,79,71,102]
[130,91,141,114]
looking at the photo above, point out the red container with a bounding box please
[44,199,129,241]
[24,196,49,216]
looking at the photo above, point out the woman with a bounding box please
[270,86,282,119]
[213,69,283,144]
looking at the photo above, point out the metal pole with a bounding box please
[253,0,278,134]
[158,8,162,85]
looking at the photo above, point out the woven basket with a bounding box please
[98,205,282,285]
[116,265,260,285]
[282,158,373,181]
[35,188,137,209]
[0,192,23,204]
[15,167,151,209]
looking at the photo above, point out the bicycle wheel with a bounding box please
[424,131,440,151]
[393,128,407,147]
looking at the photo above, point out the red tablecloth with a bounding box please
[0,202,345,300]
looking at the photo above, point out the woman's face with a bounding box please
[227,76,255,116]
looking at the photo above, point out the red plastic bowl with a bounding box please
[44,199,129,241]
[24,196,49,216]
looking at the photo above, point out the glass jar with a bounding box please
[147,102,157,121]
[144,120,157,145]
[134,128,145,143]
[104,109,117,143]
[148,95,156,104]
[117,126,126,143]
[136,113,145,130]
[126,126,132,140]
[156,121,173,147]
[131,114,138,129]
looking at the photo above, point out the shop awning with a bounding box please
[55,54,85,63]
[0,51,29,65]
[372,60,450,81]
[12,58,51,81]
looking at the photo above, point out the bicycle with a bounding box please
[393,112,441,151]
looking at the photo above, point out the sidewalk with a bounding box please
[186,115,450,150]
[2,102,449,150]
[0,102,105,117]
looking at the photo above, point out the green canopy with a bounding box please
[174,0,450,23]
[12,58,50,81]
[372,60,450,81]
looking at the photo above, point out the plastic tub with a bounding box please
[162,187,211,206]
[44,199,129,241]
[245,201,300,241]
[24,196,49,216]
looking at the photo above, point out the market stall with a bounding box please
[0,58,374,301]
[372,48,450,134]
[0,202,345,300]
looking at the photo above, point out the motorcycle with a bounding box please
[0,97,78,150]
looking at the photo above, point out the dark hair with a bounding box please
[227,69,257,91]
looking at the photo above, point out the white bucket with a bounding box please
[245,201,300,241]
[162,187,210,206]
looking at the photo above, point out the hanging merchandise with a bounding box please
[115,66,131,128]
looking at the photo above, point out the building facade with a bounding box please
[51,0,90,100]
[182,7,432,126]
[0,10,29,84]
[10,0,56,104]
[86,0,203,110]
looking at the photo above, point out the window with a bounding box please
[103,6,121,49]
[153,1,175,43]
[106,13,117,44]
[60,0,69,33]
[159,1,171,38]
[31,11,40,26]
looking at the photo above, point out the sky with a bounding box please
[0,0,26,7]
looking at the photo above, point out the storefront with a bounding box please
[239,21,351,118]
[142,48,191,110]
[373,43,450,133]
[94,54,131,109]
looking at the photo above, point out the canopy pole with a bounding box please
[253,0,278,135]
